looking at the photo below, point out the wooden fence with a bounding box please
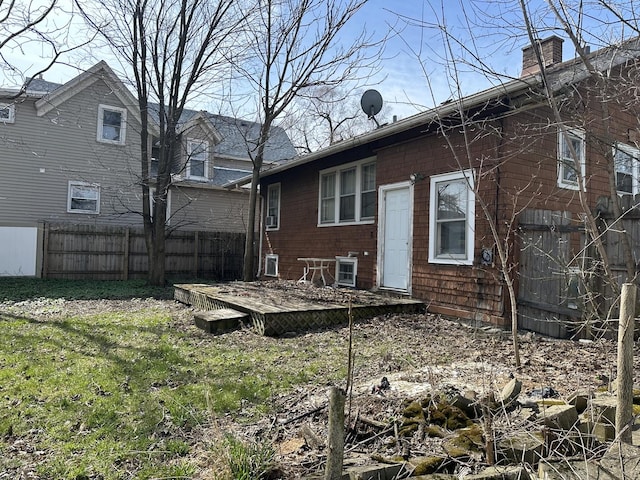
[517,209,585,338]
[41,223,245,280]
[517,199,640,338]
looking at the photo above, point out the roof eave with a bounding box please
[223,76,539,188]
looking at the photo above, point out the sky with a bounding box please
[347,0,628,120]
[1,0,631,121]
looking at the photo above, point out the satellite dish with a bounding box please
[360,89,383,119]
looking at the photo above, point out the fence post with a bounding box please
[324,386,345,480]
[42,223,50,278]
[122,228,130,281]
[616,282,635,444]
[193,231,199,279]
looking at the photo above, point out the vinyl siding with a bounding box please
[0,80,143,228]
[169,186,250,233]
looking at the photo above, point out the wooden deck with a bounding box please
[174,282,425,336]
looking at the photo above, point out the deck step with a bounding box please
[193,308,249,334]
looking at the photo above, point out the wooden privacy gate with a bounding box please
[517,209,587,338]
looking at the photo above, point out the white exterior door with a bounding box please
[378,183,412,292]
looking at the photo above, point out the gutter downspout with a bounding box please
[257,194,264,277]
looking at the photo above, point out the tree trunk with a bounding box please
[148,221,166,286]
[242,166,261,281]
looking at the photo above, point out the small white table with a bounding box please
[297,257,336,286]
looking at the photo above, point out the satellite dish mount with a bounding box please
[360,89,383,128]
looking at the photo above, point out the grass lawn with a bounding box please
[0,279,348,479]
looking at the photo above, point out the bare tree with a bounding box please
[76,0,245,285]
[235,0,382,281]
[282,86,388,154]
[0,1,93,92]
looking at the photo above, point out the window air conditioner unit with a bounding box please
[265,216,277,227]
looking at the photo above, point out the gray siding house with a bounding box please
[0,61,295,276]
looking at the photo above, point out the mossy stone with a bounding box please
[402,400,425,419]
[442,424,485,459]
[427,402,472,430]
[410,455,446,475]
[399,422,419,437]
[425,425,446,438]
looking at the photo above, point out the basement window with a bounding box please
[265,254,278,277]
[335,257,357,287]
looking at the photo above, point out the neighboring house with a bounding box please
[0,61,295,276]
[254,36,640,332]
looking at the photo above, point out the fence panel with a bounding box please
[42,222,245,281]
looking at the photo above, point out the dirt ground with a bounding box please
[4,281,639,478]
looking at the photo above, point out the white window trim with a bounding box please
[150,188,172,224]
[97,104,127,145]
[557,128,586,191]
[428,170,475,265]
[318,157,376,227]
[613,143,640,195]
[67,181,100,214]
[0,103,15,123]
[335,256,357,287]
[265,183,281,231]
[265,254,278,277]
[186,138,209,180]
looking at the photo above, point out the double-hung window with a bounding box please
[319,159,376,225]
[428,170,475,265]
[97,105,127,144]
[361,163,376,218]
[558,128,586,190]
[186,139,208,180]
[68,181,100,214]
[266,183,280,230]
[614,143,640,195]
[0,103,15,123]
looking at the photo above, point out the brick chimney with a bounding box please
[521,36,564,76]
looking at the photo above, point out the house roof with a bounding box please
[25,77,62,95]
[227,35,640,187]
[211,167,253,187]
[34,61,142,125]
[8,61,296,176]
[154,106,296,164]
[206,113,296,164]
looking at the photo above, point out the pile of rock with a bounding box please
[309,378,640,479]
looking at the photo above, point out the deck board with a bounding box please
[175,282,425,336]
